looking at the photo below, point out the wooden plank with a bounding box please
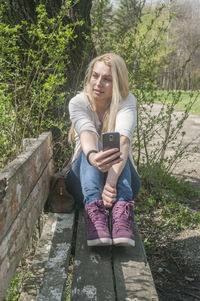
[19,212,75,301]
[0,159,54,300]
[113,222,159,301]
[71,209,116,301]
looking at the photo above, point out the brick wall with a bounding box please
[0,132,54,300]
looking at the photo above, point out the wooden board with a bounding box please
[71,209,116,301]
[113,221,159,301]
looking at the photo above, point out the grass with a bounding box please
[135,163,200,252]
[136,163,200,298]
[154,90,200,115]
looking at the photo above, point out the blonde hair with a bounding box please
[68,53,129,143]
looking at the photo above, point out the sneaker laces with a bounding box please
[113,201,135,231]
[87,201,108,227]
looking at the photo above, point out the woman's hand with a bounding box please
[88,148,122,172]
[102,183,117,208]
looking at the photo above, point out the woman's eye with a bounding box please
[104,77,112,82]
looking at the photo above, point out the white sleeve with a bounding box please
[115,93,137,142]
[68,94,98,136]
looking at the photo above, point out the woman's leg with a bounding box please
[116,159,140,202]
[65,151,111,246]
[65,153,84,206]
[79,152,106,206]
[112,159,140,247]
[65,151,106,206]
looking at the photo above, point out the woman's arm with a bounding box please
[80,130,99,154]
[80,131,122,172]
[102,135,130,207]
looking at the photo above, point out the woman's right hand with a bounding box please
[88,148,122,172]
[102,182,117,207]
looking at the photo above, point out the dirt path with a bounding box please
[150,103,200,186]
[146,104,200,300]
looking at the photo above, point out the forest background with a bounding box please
[1,0,200,300]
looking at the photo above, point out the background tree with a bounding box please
[157,0,200,90]
[91,0,113,53]
[1,0,94,91]
[113,0,146,34]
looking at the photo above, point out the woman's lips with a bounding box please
[94,89,103,94]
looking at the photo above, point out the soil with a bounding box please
[139,104,200,301]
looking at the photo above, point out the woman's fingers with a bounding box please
[102,183,116,207]
[95,148,122,172]
[96,148,120,161]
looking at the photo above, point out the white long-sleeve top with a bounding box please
[68,92,137,167]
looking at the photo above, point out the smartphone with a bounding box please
[102,132,120,152]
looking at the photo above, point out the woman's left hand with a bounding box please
[89,148,122,172]
[102,183,117,208]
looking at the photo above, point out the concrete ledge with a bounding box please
[19,212,75,301]
[0,132,54,300]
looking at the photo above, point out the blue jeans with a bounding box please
[65,151,140,207]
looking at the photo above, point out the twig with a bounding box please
[189,287,200,291]
[183,291,200,300]
[168,253,182,272]
[183,286,200,292]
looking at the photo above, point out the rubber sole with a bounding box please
[87,238,112,247]
[112,237,135,247]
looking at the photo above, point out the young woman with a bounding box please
[65,53,140,247]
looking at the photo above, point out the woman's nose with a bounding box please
[96,77,102,86]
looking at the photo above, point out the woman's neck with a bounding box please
[95,102,110,121]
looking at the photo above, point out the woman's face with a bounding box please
[90,61,113,104]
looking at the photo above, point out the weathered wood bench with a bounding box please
[0,132,158,301]
[19,209,158,301]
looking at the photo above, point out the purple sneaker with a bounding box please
[112,200,135,247]
[85,200,112,246]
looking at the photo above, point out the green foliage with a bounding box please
[113,0,145,34]
[133,89,199,171]
[91,0,113,53]
[3,223,42,301]
[155,90,200,115]
[136,163,200,233]
[4,266,33,301]
[0,2,82,170]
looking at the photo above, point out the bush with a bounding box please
[0,3,82,170]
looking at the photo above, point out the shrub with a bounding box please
[0,3,82,170]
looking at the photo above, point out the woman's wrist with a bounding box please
[106,174,117,188]
[86,149,98,165]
